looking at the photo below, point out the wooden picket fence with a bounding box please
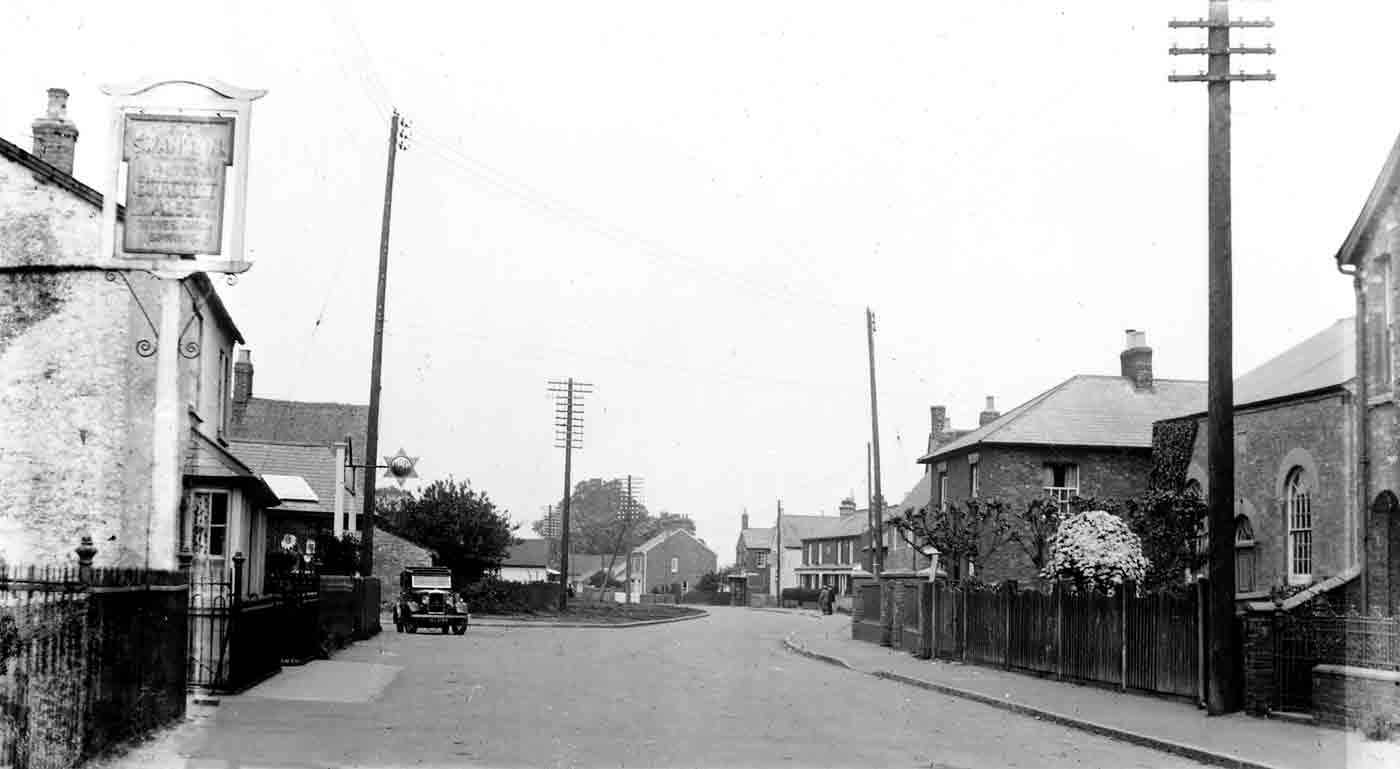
[907,578,1204,701]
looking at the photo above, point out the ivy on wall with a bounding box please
[1150,418,1198,492]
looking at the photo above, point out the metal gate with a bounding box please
[187,566,232,691]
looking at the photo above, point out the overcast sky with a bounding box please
[3,2,1393,562]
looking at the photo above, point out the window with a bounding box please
[217,348,230,435]
[1286,467,1312,583]
[842,540,853,564]
[670,556,679,574]
[755,551,768,568]
[969,463,980,498]
[1235,515,1257,593]
[1044,463,1080,513]
[938,472,949,511]
[187,490,229,558]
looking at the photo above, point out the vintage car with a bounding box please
[392,566,469,634]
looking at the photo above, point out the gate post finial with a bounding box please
[75,536,97,585]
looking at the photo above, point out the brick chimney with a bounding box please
[32,88,78,175]
[232,349,254,424]
[741,512,749,530]
[979,396,1000,426]
[930,405,947,436]
[1120,329,1153,390]
[839,497,857,517]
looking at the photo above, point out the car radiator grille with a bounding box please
[428,594,445,612]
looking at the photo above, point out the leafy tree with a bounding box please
[1043,510,1148,592]
[1117,489,1209,591]
[1004,498,1066,573]
[397,478,518,585]
[886,499,1011,581]
[696,570,722,592]
[532,478,668,554]
[314,531,362,575]
[375,486,414,530]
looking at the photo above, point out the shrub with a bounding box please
[1043,510,1148,592]
[461,577,557,614]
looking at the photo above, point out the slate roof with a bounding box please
[567,554,613,578]
[920,375,1208,462]
[184,430,279,508]
[895,473,932,512]
[229,398,368,464]
[502,539,550,568]
[738,528,774,550]
[228,439,348,515]
[1230,317,1354,408]
[631,528,716,556]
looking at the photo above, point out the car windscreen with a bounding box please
[410,574,452,589]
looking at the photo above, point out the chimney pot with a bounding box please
[232,349,254,409]
[741,512,749,530]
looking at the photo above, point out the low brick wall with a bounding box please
[1313,665,1400,728]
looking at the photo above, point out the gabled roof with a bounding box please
[228,439,347,515]
[738,528,773,550]
[229,397,368,464]
[920,375,1208,462]
[1232,317,1354,407]
[0,134,112,215]
[1337,131,1400,267]
[631,528,715,556]
[502,539,550,568]
[896,473,932,512]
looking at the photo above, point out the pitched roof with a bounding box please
[1337,131,1400,267]
[229,397,368,463]
[738,528,773,550]
[631,528,716,556]
[566,553,613,578]
[0,134,111,215]
[228,439,348,515]
[921,375,1209,462]
[502,539,550,567]
[1231,317,1354,407]
[184,430,279,507]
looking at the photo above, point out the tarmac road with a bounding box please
[107,606,1213,769]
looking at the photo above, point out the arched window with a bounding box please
[1234,515,1256,593]
[1285,467,1312,583]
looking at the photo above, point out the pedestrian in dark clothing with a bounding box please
[817,585,832,615]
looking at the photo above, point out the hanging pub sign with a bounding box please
[97,77,266,276]
[122,114,234,255]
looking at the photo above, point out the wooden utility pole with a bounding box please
[866,441,873,572]
[866,308,884,575]
[775,499,783,598]
[361,110,409,574]
[1169,0,1274,715]
[550,378,592,611]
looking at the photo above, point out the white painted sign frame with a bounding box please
[97,77,266,277]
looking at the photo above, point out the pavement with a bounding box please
[784,611,1400,769]
[83,606,1245,769]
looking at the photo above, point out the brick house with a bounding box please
[1335,129,1400,615]
[916,331,1207,584]
[627,528,717,593]
[794,499,867,596]
[0,89,280,571]
[734,514,774,594]
[1155,318,1359,603]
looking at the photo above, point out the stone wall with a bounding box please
[0,151,170,568]
[373,525,432,601]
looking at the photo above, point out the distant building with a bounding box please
[498,539,552,583]
[626,528,717,594]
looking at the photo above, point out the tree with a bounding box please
[631,511,696,543]
[1005,498,1065,573]
[534,478,654,554]
[1118,489,1210,591]
[1043,510,1148,592]
[375,486,414,530]
[397,478,518,585]
[886,499,1011,580]
[695,570,722,592]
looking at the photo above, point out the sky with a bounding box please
[3,1,1394,564]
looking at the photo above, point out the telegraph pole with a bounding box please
[866,308,884,575]
[550,378,592,611]
[617,475,643,603]
[775,499,783,598]
[866,441,873,572]
[1169,0,1274,716]
[361,110,411,574]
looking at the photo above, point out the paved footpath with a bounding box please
[787,612,1400,769]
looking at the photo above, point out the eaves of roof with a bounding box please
[1336,131,1400,267]
[0,134,120,218]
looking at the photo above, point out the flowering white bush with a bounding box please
[1043,510,1147,592]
